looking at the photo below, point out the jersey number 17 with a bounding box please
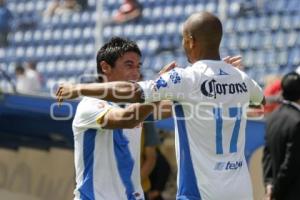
[213,107,242,155]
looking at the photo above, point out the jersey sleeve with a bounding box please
[73,99,113,129]
[137,68,191,103]
[248,78,264,104]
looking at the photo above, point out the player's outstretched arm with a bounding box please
[74,100,156,130]
[100,102,156,129]
[56,61,177,103]
[56,81,144,103]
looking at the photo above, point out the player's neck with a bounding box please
[194,51,221,63]
[201,52,221,60]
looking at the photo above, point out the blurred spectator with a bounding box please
[149,148,171,200]
[141,122,160,199]
[44,0,81,17]
[263,67,300,114]
[113,0,142,24]
[15,63,41,95]
[25,61,43,90]
[263,72,300,200]
[263,75,282,114]
[0,0,13,47]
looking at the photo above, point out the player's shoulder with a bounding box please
[78,97,109,107]
[232,67,249,78]
[216,62,252,81]
[73,97,112,129]
[76,97,111,117]
[192,60,230,74]
[161,67,196,85]
[173,65,197,78]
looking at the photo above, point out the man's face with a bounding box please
[108,51,141,82]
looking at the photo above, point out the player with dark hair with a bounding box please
[71,37,161,200]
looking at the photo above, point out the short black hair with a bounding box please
[281,72,300,101]
[96,37,141,82]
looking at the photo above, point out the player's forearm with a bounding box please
[120,103,156,129]
[79,82,144,103]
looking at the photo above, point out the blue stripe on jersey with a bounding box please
[79,129,97,200]
[174,102,201,200]
[113,129,136,200]
[229,107,242,153]
[213,107,223,154]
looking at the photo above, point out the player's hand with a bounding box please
[223,55,243,69]
[158,61,177,75]
[56,83,81,104]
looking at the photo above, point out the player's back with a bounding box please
[173,60,262,200]
[72,97,144,200]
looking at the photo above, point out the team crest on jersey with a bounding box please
[153,77,168,91]
[169,69,181,84]
[200,79,248,99]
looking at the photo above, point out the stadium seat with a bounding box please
[287,31,298,47]
[206,1,218,13]
[33,30,43,45]
[281,14,292,30]
[289,48,300,66]
[25,46,35,59]
[82,27,93,42]
[262,32,273,49]
[292,13,300,29]
[273,31,286,49]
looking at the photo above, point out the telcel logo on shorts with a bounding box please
[214,161,243,171]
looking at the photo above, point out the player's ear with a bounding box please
[189,35,195,49]
[100,61,112,75]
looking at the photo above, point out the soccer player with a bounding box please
[57,12,261,200]
[69,37,164,200]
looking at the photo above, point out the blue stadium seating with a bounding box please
[0,0,300,93]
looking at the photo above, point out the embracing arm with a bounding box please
[96,96,172,127]
[101,102,154,129]
[56,81,144,103]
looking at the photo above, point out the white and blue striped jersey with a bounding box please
[138,60,264,200]
[72,97,144,200]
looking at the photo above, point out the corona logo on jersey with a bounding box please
[201,79,248,98]
[214,160,243,171]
